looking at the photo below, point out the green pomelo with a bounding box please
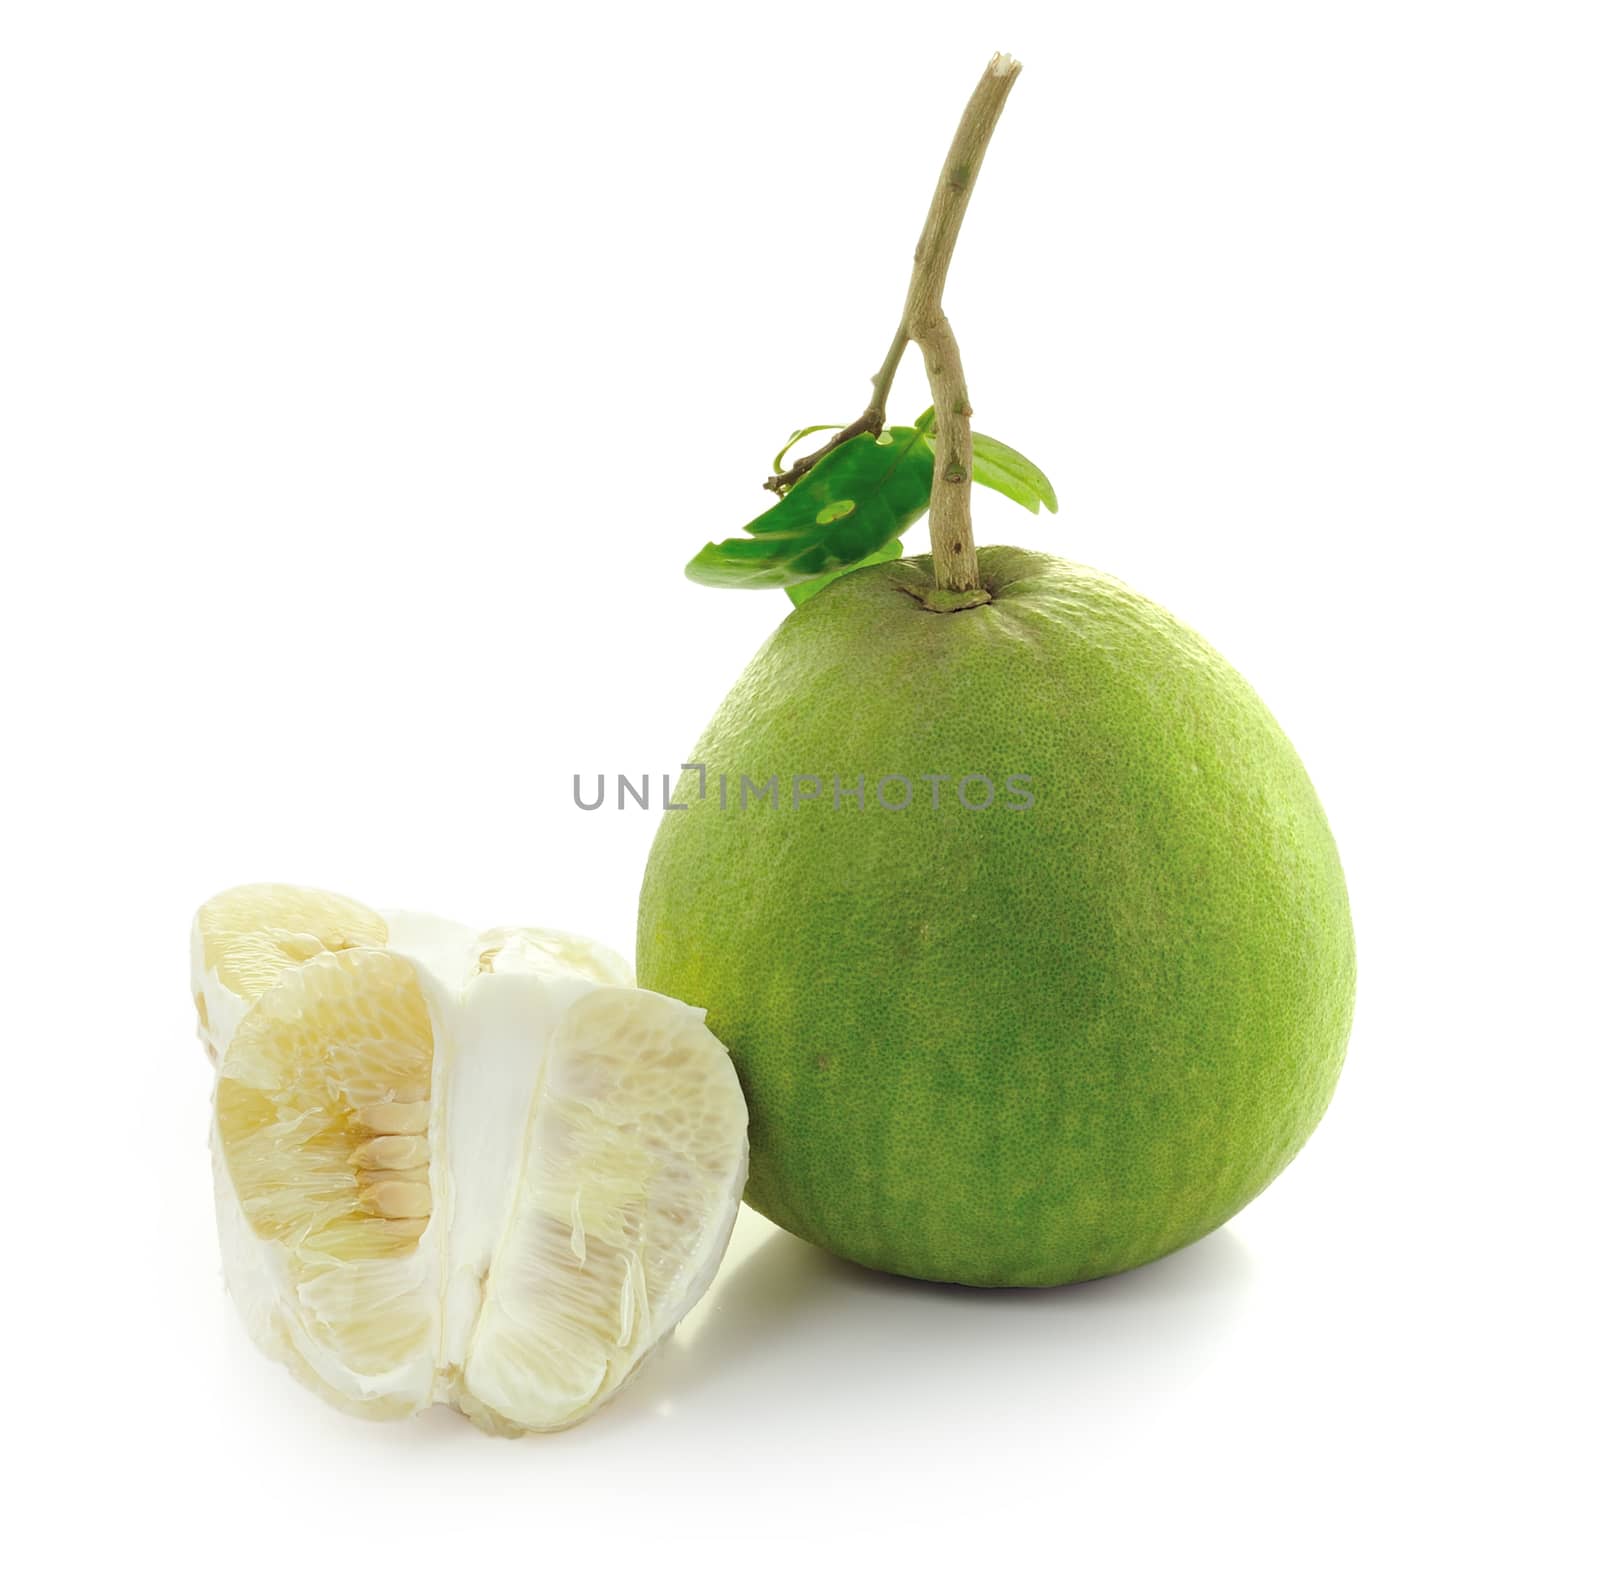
[637,546,1355,1287]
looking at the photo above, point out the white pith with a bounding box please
[194,892,747,1433]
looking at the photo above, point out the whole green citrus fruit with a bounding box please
[637,546,1355,1287]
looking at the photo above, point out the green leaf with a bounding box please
[772,424,842,475]
[686,413,935,591]
[917,412,1058,515]
[971,432,1058,514]
[785,537,904,607]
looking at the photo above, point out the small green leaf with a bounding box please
[687,413,935,591]
[772,423,842,475]
[917,412,1058,515]
[785,538,904,607]
[971,432,1058,514]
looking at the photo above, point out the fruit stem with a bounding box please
[911,54,1021,595]
[766,54,1021,602]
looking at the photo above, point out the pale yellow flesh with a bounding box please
[215,948,437,1387]
[199,882,389,1002]
[195,883,390,1063]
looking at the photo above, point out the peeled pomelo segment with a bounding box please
[193,883,387,1062]
[214,947,438,1405]
[464,987,748,1432]
[194,884,750,1430]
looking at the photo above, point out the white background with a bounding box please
[3,1,1595,1566]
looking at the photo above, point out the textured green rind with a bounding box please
[637,547,1356,1287]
